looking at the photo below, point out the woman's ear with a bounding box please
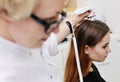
[84,45,90,54]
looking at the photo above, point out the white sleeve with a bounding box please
[42,33,58,56]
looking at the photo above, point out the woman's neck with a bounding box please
[89,62,93,72]
[83,61,93,77]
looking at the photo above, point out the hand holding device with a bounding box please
[73,6,95,14]
[73,6,95,20]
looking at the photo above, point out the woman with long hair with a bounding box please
[64,20,111,82]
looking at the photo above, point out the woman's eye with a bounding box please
[102,43,109,49]
[102,44,109,49]
[102,45,107,48]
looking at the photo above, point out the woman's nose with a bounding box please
[107,46,111,53]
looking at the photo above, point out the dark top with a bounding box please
[83,63,106,82]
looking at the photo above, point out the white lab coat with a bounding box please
[0,33,61,82]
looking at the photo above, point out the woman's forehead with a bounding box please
[33,0,64,19]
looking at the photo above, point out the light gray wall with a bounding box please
[85,0,120,34]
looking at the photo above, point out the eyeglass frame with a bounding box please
[31,11,66,33]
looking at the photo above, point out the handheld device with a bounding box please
[73,6,95,15]
[73,6,95,20]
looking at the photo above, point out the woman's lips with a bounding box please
[41,38,47,41]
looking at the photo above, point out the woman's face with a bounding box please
[8,0,64,48]
[86,32,111,62]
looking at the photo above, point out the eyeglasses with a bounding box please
[31,11,66,33]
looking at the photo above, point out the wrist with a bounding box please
[66,21,73,33]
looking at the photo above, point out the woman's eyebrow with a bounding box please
[104,42,109,46]
[43,11,61,20]
[44,16,57,21]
